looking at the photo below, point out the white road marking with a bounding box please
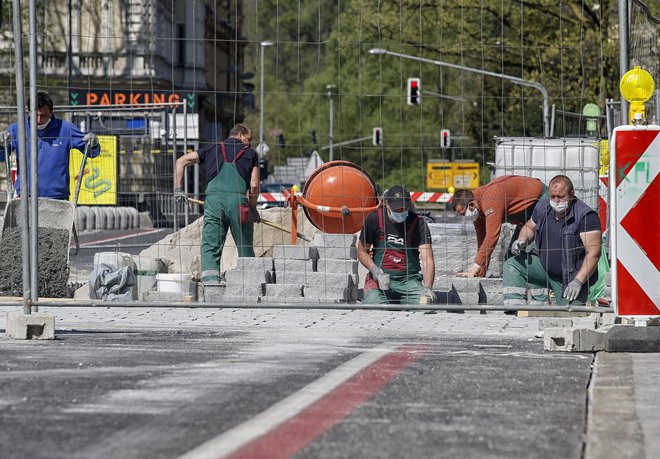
[178,345,396,459]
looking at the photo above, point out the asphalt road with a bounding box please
[0,314,593,459]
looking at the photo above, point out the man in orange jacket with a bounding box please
[452,175,548,277]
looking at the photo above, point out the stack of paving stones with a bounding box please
[306,233,359,303]
[429,221,511,305]
[220,257,274,303]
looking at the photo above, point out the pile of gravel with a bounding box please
[0,227,75,298]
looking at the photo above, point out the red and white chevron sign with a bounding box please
[258,191,453,204]
[612,125,660,317]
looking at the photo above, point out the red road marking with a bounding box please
[226,344,429,459]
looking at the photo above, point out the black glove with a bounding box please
[250,207,261,223]
[174,187,188,203]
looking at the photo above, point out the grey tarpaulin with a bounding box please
[89,263,136,301]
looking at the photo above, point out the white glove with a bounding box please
[83,132,99,148]
[422,286,437,303]
[370,265,391,291]
[511,239,528,256]
[563,278,584,302]
[0,131,10,143]
[173,187,188,203]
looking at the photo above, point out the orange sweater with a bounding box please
[472,176,544,274]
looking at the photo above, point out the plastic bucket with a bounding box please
[156,273,192,294]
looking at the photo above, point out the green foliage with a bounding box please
[242,0,619,190]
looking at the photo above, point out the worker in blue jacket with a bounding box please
[0,91,100,199]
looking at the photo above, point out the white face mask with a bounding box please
[37,117,51,131]
[463,207,479,221]
[550,200,569,213]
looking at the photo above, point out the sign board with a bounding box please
[150,113,200,141]
[611,125,660,317]
[70,90,196,111]
[426,161,479,190]
[69,135,118,205]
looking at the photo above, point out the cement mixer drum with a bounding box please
[302,160,379,234]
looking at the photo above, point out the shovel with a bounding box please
[187,197,312,242]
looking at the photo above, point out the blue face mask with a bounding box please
[389,210,408,223]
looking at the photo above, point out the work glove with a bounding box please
[83,132,99,148]
[511,239,528,256]
[563,278,584,302]
[0,131,10,143]
[250,207,261,223]
[421,286,437,303]
[173,187,188,203]
[370,265,391,291]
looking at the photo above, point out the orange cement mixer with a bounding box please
[287,161,380,238]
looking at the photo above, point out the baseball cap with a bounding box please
[383,185,412,210]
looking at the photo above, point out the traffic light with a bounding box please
[277,133,285,149]
[309,129,317,145]
[407,77,421,105]
[372,127,383,146]
[440,129,451,148]
[258,158,269,181]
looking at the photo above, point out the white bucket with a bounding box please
[156,273,192,294]
[132,255,160,298]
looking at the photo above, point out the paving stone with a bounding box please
[316,259,359,275]
[202,285,226,303]
[304,285,354,302]
[605,325,660,352]
[273,259,315,275]
[224,283,265,298]
[316,246,358,260]
[263,283,304,298]
[222,295,260,304]
[226,269,272,285]
[272,245,319,260]
[143,291,197,302]
[234,257,275,272]
[313,233,357,248]
[260,296,311,304]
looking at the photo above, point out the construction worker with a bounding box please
[452,175,548,277]
[357,185,436,304]
[0,91,100,199]
[502,175,601,305]
[174,124,260,285]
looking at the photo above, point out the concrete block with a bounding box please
[316,259,359,276]
[143,291,197,302]
[226,268,271,285]
[225,283,264,298]
[304,285,353,302]
[203,285,226,303]
[272,245,319,260]
[544,327,607,352]
[456,292,483,305]
[313,233,357,248]
[263,283,304,298]
[605,325,660,352]
[305,272,356,288]
[316,246,358,260]
[5,311,55,340]
[234,257,275,272]
[273,259,314,275]
[260,296,312,304]
[538,318,574,329]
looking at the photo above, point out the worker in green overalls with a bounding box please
[174,124,261,285]
[357,185,437,304]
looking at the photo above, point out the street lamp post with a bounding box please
[258,41,274,156]
[327,84,336,161]
[369,48,551,137]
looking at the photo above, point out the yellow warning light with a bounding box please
[448,186,456,194]
[620,66,655,124]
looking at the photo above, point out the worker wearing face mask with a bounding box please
[503,175,601,306]
[0,91,100,200]
[452,175,548,277]
[357,185,436,304]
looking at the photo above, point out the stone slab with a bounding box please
[316,259,359,276]
[263,283,304,298]
[605,325,660,352]
[234,257,275,272]
[273,259,314,275]
[5,311,55,340]
[224,283,265,298]
[276,271,356,287]
[272,245,319,260]
[226,269,272,285]
[202,285,226,303]
[260,296,312,304]
[143,291,197,303]
[313,233,357,248]
[304,285,355,302]
[316,246,358,260]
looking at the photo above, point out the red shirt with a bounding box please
[472,176,544,274]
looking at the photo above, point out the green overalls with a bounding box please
[362,209,424,304]
[201,142,255,284]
